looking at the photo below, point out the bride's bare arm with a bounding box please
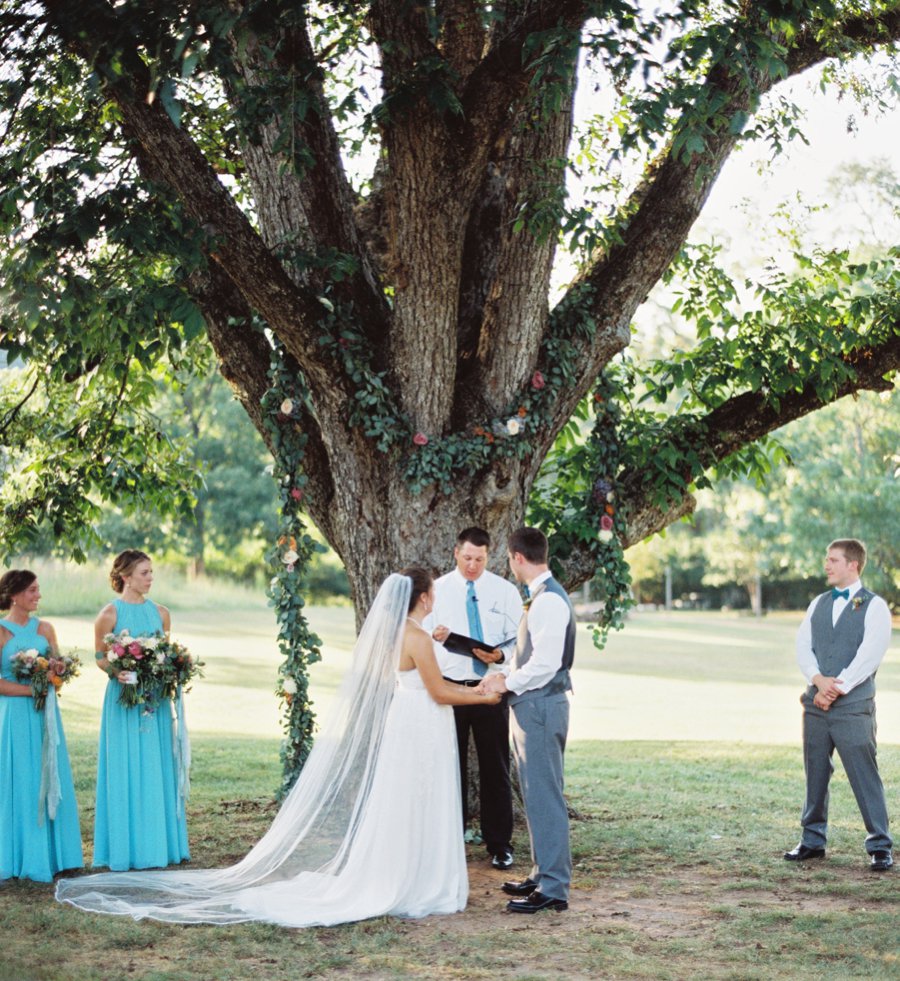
[406,629,501,706]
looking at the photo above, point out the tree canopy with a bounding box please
[2,2,899,784]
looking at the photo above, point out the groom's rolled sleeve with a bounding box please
[505,592,568,695]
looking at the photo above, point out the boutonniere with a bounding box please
[852,595,867,611]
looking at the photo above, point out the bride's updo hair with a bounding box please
[0,569,37,611]
[400,567,432,612]
[110,549,152,593]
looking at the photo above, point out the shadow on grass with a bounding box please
[2,740,897,981]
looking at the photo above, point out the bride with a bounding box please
[56,567,501,926]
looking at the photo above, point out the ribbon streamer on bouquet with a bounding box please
[38,687,62,825]
[173,685,192,819]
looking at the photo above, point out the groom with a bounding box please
[479,527,574,913]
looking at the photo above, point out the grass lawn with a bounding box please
[1,603,897,980]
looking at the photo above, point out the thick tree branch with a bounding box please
[542,4,900,466]
[623,332,900,544]
[460,0,589,165]
[555,329,900,590]
[453,101,575,424]
[668,332,900,481]
[437,0,487,77]
[224,11,389,352]
[787,5,900,75]
[42,1,344,408]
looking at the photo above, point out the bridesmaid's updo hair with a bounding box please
[110,549,152,594]
[400,567,433,613]
[0,569,37,611]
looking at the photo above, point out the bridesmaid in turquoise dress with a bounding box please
[0,570,83,881]
[92,550,190,870]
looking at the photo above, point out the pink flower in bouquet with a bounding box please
[600,514,614,531]
[111,643,125,658]
[128,641,144,659]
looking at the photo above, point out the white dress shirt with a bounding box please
[506,570,571,696]
[426,568,523,682]
[796,580,893,694]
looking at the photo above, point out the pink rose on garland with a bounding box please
[600,514,614,531]
[290,488,303,501]
[531,370,546,390]
[413,432,429,446]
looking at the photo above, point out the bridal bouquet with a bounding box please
[12,648,82,711]
[103,629,163,708]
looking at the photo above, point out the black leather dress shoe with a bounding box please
[501,877,538,896]
[491,850,514,870]
[507,891,568,914]
[870,850,893,871]
[784,843,826,862]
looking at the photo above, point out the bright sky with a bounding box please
[683,64,900,256]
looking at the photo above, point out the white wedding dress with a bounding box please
[233,666,465,925]
[56,575,467,926]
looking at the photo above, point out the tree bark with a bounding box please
[36,1,900,621]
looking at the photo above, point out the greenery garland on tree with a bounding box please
[261,343,323,794]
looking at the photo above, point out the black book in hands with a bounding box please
[442,632,516,659]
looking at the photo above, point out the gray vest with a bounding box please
[807,588,877,704]
[508,577,576,705]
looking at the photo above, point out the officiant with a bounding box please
[428,527,523,870]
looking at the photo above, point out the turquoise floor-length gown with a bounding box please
[0,617,83,881]
[92,599,190,871]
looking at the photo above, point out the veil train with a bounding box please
[55,573,438,925]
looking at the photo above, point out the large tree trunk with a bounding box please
[35,2,900,625]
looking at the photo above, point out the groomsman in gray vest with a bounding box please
[785,538,893,871]
[479,527,575,912]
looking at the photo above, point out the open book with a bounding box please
[441,631,517,659]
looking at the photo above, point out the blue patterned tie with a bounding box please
[466,580,487,677]
[832,587,850,600]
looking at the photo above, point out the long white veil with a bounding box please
[56,573,413,923]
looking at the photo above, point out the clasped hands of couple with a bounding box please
[812,673,844,711]
[431,625,508,699]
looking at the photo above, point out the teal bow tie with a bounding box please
[832,587,850,601]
